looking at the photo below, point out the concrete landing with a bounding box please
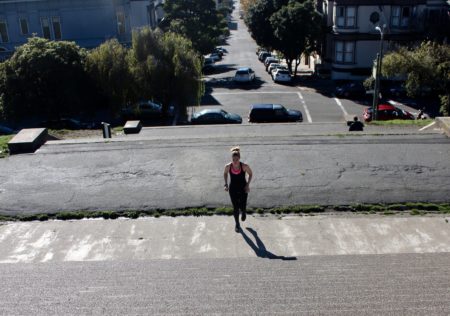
[436,117,450,137]
[1,215,449,263]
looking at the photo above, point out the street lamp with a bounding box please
[372,25,385,121]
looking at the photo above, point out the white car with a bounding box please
[234,67,255,83]
[272,69,291,83]
[267,63,281,73]
[270,65,288,76]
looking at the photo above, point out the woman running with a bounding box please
[224,147,253,232]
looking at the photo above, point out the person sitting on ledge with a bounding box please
[348,116,364,131]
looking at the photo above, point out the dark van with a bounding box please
[248,104,303,123]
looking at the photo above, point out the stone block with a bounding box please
[8,128,48,155]
[124,121,142,135]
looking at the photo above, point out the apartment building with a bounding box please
[318,0,449,80]
[0,0,164,60]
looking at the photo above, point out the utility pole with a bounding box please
[372,25,385,121]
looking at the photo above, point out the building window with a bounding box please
[52,17,62,40]
[336,6,356,28]
[19,18,29,35]
[335,41,355,63]
[117,12,126,35]
[391,6,410,28]
[0,21,9,43]
[41,17,51,39]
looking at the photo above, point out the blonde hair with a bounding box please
[230,146,240,157]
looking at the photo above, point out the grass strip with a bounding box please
[368,119,433,126]
[1,202,450,223]
[0,135,13,159]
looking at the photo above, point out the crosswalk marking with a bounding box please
[297,92,312,123]
[332,95,349,116]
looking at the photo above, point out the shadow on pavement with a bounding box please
[291,75,335,98]
[205,77,265,91]
[204,64,238,75]
[200,93,222,106]
[240,227,297,261]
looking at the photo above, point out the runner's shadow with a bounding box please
[240,227,297,260]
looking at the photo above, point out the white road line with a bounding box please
[332,95,349,116]
[419,121,436,131]
[211,91,297,96]
[297,92,312,123]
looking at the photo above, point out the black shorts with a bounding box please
[229,190,248,212]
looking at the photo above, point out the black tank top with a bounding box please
[229,162,246,192]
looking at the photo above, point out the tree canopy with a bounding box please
[245,0,322,76]
[128,27,203,116]
[85,39,133,113]
[0,30,203,123]
[0,37,96,121]
[382,41,450,115]
[163,0,229,54]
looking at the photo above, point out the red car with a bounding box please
[363,104,415,122]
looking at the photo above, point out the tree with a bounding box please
[241,0,258,17]
[270,0,322,76]
[382,41,450,115]
[128,27,203,117]
[245,0,323,76]
[245,0,280,51]
[0,62,6,120]
[85,39,133,114]
[163,0,228,54]
[0,37,96,121]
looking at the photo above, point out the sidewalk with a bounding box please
[1,214,449,263]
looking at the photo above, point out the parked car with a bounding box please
[264,57,279,70]
[121,100,163,120]
[202,57,215,72]
[207,53,221,62]
[0,124,16,135]
[256,47,268,55]
[385,83,407,98]
[213,47,225,57]
[272,69,291,83]
[248,104,302,123]
[258,52,272,62]
[335,82,367,99]
[363,104,415,122]
[191,109,242,125]
[234,67,255,83]
[270,65,288,76]
[267,63,281,73]
[39,118,98,130]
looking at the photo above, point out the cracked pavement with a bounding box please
[0,131,449,215]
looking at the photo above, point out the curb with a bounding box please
[436,117,450,137]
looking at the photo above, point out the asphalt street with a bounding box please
[1,254,449,315]
[196,1,420,124]
[1,133,449,215]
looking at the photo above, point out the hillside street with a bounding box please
[1,0,450,315]
[1,127,449,215]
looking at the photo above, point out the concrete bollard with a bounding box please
[102,122,111,138]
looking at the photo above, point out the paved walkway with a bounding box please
[1,214,449,263]
[1,133,450,215]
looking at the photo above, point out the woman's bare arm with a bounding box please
[244,164,253,192]
[223,164,230,191]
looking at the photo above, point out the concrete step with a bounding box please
[1,215,449,263]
